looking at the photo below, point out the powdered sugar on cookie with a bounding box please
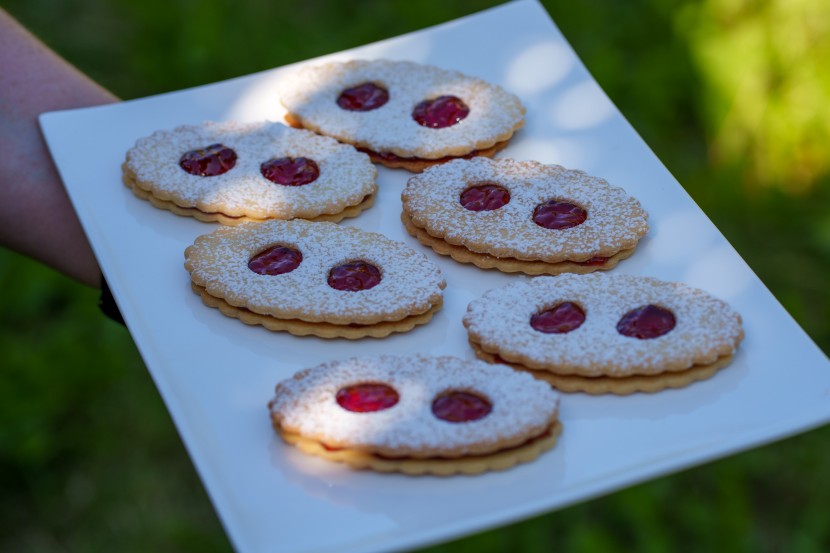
[269,355,559,458]
[124,121,376,220]
[279,59,525,160]
[185,219,445,326]
[464,273,744,376]
[402,158,648,264]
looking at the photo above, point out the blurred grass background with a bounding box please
[1,0,828,551]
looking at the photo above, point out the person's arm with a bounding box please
[0,9,118,287]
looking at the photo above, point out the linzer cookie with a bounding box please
[279,59,525,172]
[184,219,445,339]
[268,355,561,475]
[464,274,744,395]
[401,158,648,275]
[123,121,377,224]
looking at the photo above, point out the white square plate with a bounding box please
[40,1,830,552]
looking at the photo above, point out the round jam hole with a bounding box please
[337,82,389,111]
[248,245,303,275]
[412,95,469,128]
[616,305,676,339]
[530,302,586,334]
[261,157,319,186]
[336,383,399,413]
[328,261,382,291]
[432,391,492,423]
[460,184,510,211]
[179,143,237,177]
[532,200,587,230]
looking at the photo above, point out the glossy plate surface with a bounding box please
[40,2,830,552]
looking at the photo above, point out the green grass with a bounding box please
[2,0,828,551]
[0,251,229,552]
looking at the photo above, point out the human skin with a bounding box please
[0,9,117,287]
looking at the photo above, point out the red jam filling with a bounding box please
[431,391,492,423]
[248,245,303,275]
[179,143,237,176]
[261,157,319,186]
[460,183,511,211]
[336,383,399,413]
[357,147,482,163]
[327,261,382,291]
[413,95,469,128]
[373,427,553,461]
[337,82,389,111]
[530,302,586,334]
[576,256,608,266]
[532,200,587,230]
[616,304,676,339]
